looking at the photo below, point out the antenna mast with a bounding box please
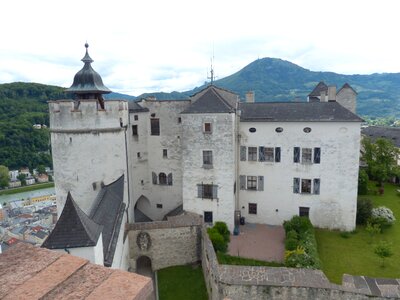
[207,46,215,85]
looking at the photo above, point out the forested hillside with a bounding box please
[0,82,66,169]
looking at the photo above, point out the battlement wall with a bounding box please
[49,99,128,130]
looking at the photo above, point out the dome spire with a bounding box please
[66,43,111,98]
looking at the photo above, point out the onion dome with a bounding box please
[66,43,111,96]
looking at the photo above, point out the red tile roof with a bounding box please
[0,243,153,300]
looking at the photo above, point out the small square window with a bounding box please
[301,179,311,194]
[299,207,310,217]
[247,176,257,190]
[249,203,257,214]
[157,204,163,209]
[163,149,168,158]
[248,147,257,161]
[134,115,138,121]
[204,211,213,223]
[137,152,141,158]
[204,122,212,133]
[302,148,312,163]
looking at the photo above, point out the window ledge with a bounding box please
[202,164,213,169]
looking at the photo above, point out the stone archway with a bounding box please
[136,255,153,277]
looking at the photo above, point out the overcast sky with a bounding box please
[1,0,399,96]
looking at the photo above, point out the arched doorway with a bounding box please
[136,256,152,277]
[134,195,152,222]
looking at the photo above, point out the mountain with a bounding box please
[130,58,400,117]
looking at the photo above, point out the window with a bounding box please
[302,148,312,163]
[248,147,257,161]
[240,175,263,191]
[150,118,160,135]
[249,127,256,133]
[204,211,213,223]
[275,127,283,133]
[137,152,141,158]
[249,203,257,214]
[203,150,213,167]
[204,122,212,133]
[265,147,274,162]
[157,204,163,209]
[247,176,257,190]
[159,172,167,185]
[197,184,218,199]
[303,127,312,133]
[163,149,168,158]
[301,179,312,194]
[299,207,310,218]
[132,125,138,136]
[134,115,138,121]
[259,147,281,162]
[178,117,182,123]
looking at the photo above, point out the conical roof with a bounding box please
[66,43,111,95]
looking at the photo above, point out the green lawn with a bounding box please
[217,252,284,267]
[316,181,400,284]
[0,182,54,196]
[158,265,207,300]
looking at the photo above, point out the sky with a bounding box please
[1,0,400,96]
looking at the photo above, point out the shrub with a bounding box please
[356,198,373,225]
[207,228,227,253]
[374,241,393,267]
[213,221,230,243]
[285,238,298,251]
[371,206,396,225]
[283,216,313,237]
[358,169,369,195]
[286,230,298,240]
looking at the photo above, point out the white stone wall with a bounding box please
[55,235,103,265]
[49,100,130,216]
[129,100,191,221]
[239,121,361,231]
[182,113,237,231]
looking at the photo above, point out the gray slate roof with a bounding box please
[42,175,125,267]
[42,193,103,249]
[362,126,400,147]
[129,101,149,113]
[308,81,328,97]
[182,85,236,114]
[240,102,363,122]
[89,175,126,267]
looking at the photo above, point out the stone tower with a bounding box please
[49,44,131,218]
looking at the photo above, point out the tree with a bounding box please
[0,165,9,188]
[17,173,26,186]
[362,137,400,188]
[374,241,393,267]
[36,165,46,175]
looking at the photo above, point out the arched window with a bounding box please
[159,172,167,185]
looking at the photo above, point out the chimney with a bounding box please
[328,86,336,102]
[245,91,255,103]
[320,91,327,102]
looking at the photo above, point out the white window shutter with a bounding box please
[240,146,247,161]
[239,175,246,190]
[152,172,157,184]
[293,177,300,193]
[197,184,203,198]
[259,147,265,162]
[275,147,281,162]
[212,185,218,199]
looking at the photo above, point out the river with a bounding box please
[0,187,56,205]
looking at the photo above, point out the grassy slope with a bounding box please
[0,182,54,196]
[316,182,400,284]
[158,265,207,300]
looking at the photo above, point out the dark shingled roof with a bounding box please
[362,126,400,147]
[182,85,236,114]
[129,101,149,113]
[240,101,363,122]
[308,81,328,97]
[89,175,126,267]
[42,193,103,249]
[338,83,358,95]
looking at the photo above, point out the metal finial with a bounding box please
[81,42,93,64]
[85,42,89,49]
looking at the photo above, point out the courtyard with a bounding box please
[228,223,285,263]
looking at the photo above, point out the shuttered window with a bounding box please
[248,147,257,161]
[314,147,321,164]
[313,178,320,194]
[275,147,281,162]
[293,177,300,193]
[167,173,173,185]
[301,179,312,193]
[265,147,274,162]
[197,184,218,199]
[159,173,167,185]
[152,172,157,184]
[240,146,247,161]
[302,148,312,163]
[294,147,300,163]
[258,176,264,191]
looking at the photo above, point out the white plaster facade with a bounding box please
[239,121,361,231]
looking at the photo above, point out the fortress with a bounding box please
[43,44,363,290]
